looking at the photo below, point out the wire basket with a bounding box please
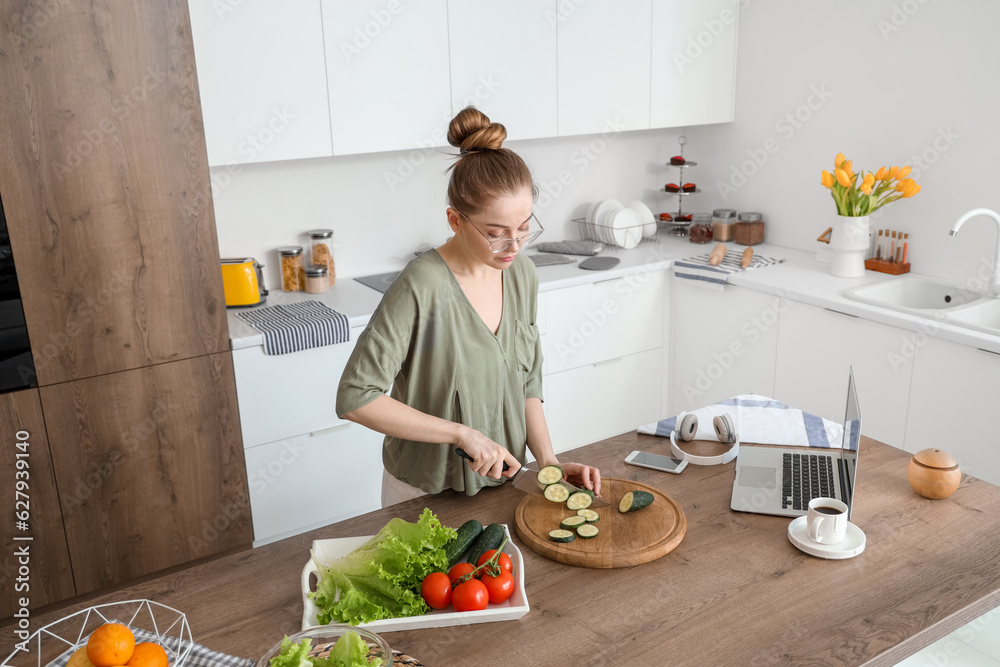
[573,217,657,249]
[3,600,193,667]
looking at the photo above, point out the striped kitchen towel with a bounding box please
[672,249,783,292]
[638,395,844,448]
[238,300,349,355]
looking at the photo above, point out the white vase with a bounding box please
[829,215,870,278]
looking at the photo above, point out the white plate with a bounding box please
[301,524,529,632]
[787,516,866,559]
[612,207,642,249]
[594,200,622,245]
[627,200,657,239]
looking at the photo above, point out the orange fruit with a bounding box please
[125,643,168,667]
[87,623,135,667]
[68,647,97,667]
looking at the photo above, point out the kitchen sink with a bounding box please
[945,298,1000,335]
[844,276,983,314]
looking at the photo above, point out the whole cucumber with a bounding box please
[466,522,505,565]
[443,519,483,566]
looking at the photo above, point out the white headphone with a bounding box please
[669,411,740,465]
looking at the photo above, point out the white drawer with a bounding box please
[233,326,366,448]
[536,291,547,335]
[544,270,666,374]
[544,347,663,454]
[245,421,384,546]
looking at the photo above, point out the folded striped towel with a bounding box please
[237,300,350,355]
[672,249,783,291]
[638,395,844,448]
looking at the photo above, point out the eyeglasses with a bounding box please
[455,210,545,253]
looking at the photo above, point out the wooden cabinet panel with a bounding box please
[669,281,779,414]
[0,0,229,385]
[0,389,75,618]
[905,337,1000,486]
[773,302,914,449]
[447,0,558,141]
[40,352,251,595]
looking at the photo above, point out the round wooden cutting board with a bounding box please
[514,477,686,568]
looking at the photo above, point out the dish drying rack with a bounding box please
[572,217,658,250]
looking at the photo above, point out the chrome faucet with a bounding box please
[951,208,1000,298]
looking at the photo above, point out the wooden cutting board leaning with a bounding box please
[514,477,686,568]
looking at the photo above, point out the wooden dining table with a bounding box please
[4,431,1000,666]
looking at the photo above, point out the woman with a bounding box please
[337,107,601,507]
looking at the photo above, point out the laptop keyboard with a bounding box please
[782,452,835,511]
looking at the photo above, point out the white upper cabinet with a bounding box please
[556,0,653,136]
[650,0,738,128]
[448,0,558,141]
[188,0,333,166]
[322,0,452,155]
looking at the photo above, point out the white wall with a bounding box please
[212,126,687,289]
[684,0,1000,286]
[213,0,1000,292]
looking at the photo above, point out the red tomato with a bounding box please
[476,550,513,574]
[481,571,515,604]
[448,562,476,586]
[451,579,489,612]
[420,572,452,610]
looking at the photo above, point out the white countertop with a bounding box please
[227,232,1000,354]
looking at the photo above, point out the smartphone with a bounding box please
[624,450,688,474]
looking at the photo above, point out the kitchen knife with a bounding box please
[455,448,609,507]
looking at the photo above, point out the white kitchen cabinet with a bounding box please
[904,337,1000,487]
[447,0,557,141]
[772,302,914,448]
[232,326,366,449]
[650,0,738,128]
[669,281,780,415]
[545,348,663,453]
[556,0,652,136]
[187,0,333,166]
[544,270,666,374]
[245,422,384,546]
[322,0,451,155]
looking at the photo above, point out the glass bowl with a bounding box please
[258,626,391,667]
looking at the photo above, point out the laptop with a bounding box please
[731,368,861,520]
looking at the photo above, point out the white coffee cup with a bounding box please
[807,497,848,544]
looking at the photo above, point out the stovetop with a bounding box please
[353,271,401,294]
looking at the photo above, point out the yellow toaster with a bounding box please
[221,258,268,307]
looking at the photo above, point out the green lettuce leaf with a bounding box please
[313,631,383,667]
[269,637,314,667]
[309,508,456,625]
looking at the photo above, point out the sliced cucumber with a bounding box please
[536,465,563,486]
[619,490,655,513]
[548,529,576,543]
[559,515,588,530]
[543,482,571,503]
[566,491,594,510]
[576,509,600,523]
[576,524,600,539]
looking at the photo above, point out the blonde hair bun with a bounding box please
[448,106,506,153]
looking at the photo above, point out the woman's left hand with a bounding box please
[559,462,602,497]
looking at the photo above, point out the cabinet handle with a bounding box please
[594,276,622,286]
[592,356,624,368]
[309,422,352,437]
[823,307,859,319]
[977,347,1000,357]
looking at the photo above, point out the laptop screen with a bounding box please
[840,368,862,519]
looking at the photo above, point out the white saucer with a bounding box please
[787,516,866,559]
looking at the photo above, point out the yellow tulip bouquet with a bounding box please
[821,153,920,217]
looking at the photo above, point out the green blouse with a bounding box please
[336,249,543,496]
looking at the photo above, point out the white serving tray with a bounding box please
[300,524,529,632]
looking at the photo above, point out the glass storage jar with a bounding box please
[278,246,305,292]
[689,212,713,243]
[734,212,765,246]
[307,229,335,285]
[304,264,330,294]
[712,208,737,242]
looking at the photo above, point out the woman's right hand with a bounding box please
[456,426,521,480]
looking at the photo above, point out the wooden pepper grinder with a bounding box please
[907,448,961,499]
